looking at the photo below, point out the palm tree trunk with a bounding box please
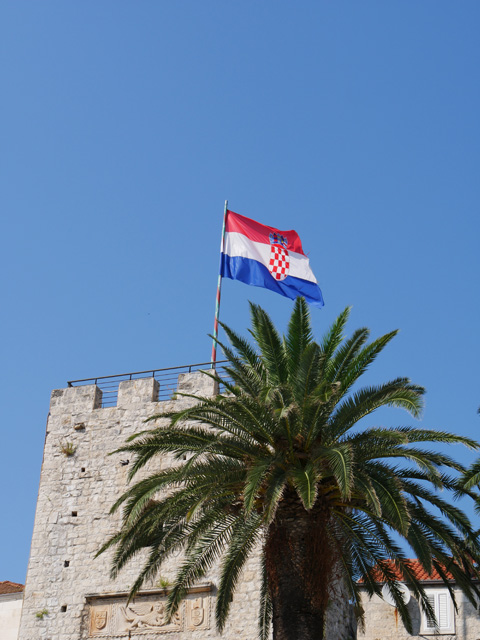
[265,489,352,640]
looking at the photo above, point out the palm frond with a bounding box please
[258,550,272,640]
[284,296,314,380]
[290,461,318,509]
[324,327,370,384]
[244,458,274,514]
[460,458,480,490]
[320,306,351,362]
[331,379,425,440]
[313,443,354,500]
[215,514,262,631]
[249,302,288,385]
[337,330,400,397]
[166,516,237,618]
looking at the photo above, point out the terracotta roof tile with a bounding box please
[364,560,455,583]
[0,581,25,594]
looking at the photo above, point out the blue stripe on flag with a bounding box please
[220,254,324,307]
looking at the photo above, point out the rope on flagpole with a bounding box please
[211,200,228,369]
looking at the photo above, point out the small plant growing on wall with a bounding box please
[35,608,49,619]
[59,441,76,457]
[156,577,171,589]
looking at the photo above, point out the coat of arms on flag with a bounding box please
[268,232,290,281]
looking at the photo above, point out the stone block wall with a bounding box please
[19,370,352,640]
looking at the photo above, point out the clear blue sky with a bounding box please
[1,2,479,584]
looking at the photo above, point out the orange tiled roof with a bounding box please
[0,581,24,594]
[367,560,455,583]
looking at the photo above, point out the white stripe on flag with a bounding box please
[223,232,318,284]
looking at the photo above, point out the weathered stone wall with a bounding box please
[19,371,352,640]
[359,587,480,640]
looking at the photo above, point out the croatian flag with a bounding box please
[220,210,324,307]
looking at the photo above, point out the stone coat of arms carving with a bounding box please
[186,597,209,630]
[93,609,108,631]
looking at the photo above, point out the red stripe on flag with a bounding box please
[225,210,305,255]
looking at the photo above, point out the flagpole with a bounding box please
[211,200,228,369]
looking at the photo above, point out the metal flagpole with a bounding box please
[211,200,228,369]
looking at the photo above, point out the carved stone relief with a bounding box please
[92,608,108,632]
[186,597,209,631]
[119,601,182,633]
[88,592,210,637]
[88,604,113,637]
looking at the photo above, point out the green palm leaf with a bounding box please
[284,296,314,379]
[259,551,272,640]
[215,514,262,630]
[290,461,318,509]
[249,302,288,385]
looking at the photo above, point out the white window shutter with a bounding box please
[437,592,449,629]
[426,594,436,629]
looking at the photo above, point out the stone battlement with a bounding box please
[66,361,226,407]
[52,369,218,412]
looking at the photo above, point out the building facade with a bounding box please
[0,581,24,640]
[359,561,480,640]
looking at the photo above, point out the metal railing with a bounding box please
[68,360,228,408]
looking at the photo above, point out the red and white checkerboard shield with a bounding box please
[268,244,290,281]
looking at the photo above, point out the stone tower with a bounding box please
[19,369,353,640]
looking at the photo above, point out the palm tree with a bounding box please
[100,299,480,640]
